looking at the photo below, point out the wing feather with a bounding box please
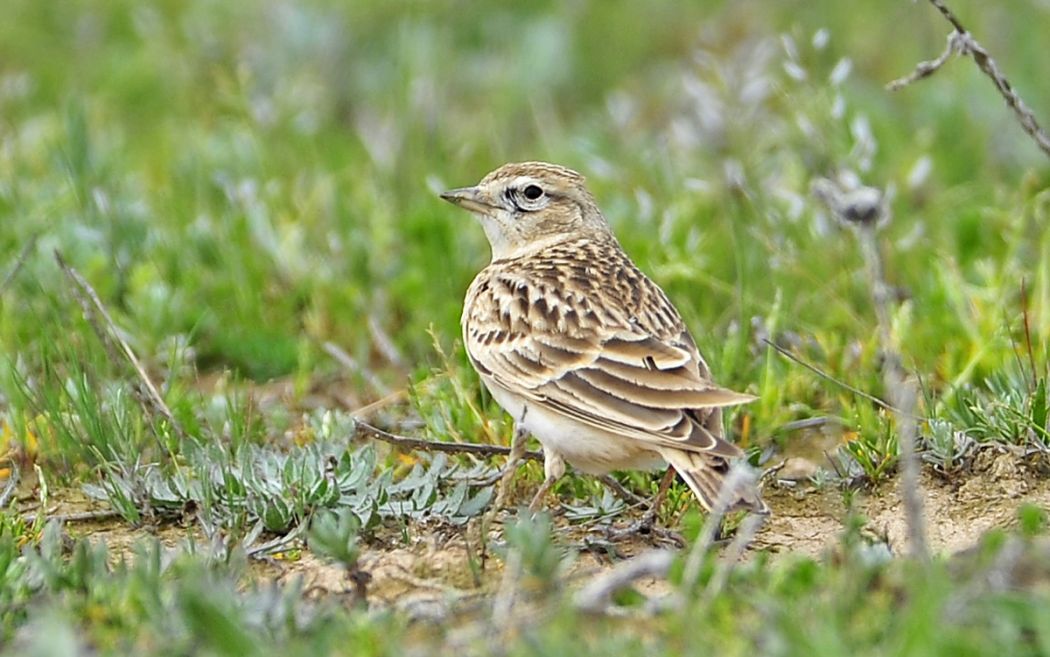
[462,237,755,459]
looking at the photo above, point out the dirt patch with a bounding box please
[255,521,674,611]
[757,448,1050,557]
[9,447,1048,611]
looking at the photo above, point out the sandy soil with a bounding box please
[757,447,1050,557]
[12,445,1049,610]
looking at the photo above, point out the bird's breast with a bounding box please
[482,378,666,475]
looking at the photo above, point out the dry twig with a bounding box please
[764,338,906,416]
[574,549,675,614]
[354,419,543,462]
[323,340,392,396]
[367,315,408,371]
[54,250,190,445]
[703,513,765,601]
[888,0,1050,158]
[888,378,927,559]
[813,177,929,561]
[22,509,122,525]
[680,463,758,592]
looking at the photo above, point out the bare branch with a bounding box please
[354,419,543,462]
[853,221,929,562]
[888,0,1050,158]
[888,376,928,559]
[927,0,966,33]
[886,32,959,91]
[22,509,122,524]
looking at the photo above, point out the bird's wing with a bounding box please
[463,252,754,458]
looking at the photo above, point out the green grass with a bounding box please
[1,0,1050,654]
[4,512,1050,656]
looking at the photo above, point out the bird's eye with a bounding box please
[522,184,544,201]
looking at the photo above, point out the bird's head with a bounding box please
[440,161,611,260]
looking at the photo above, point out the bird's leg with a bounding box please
[598,474,649,507]
[604,468,683,547]
[636,468,677,529]
[528,447,565,513]
[493,423,530,511]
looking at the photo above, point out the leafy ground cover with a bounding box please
[1,0,1049,654]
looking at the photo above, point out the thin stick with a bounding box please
[345,388,408,419]
[888,0,1050,158]
[574,549,676,614]
[54,251,189,445]
[1020,278,1038,389]
[815,179,930,561]
[855,228,928,561]
[680,464,756,593]
[885,31,959,91]
[888,376,928,559]
[927,0,966,32]
[22,509,122,524]
[367,315,407,371]
[703,513,765,601]
[323,340,391,396]
[354,420,543,462]
[0,235,38,298]
[763,338,911,416]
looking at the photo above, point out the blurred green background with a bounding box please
[1,0,1048,438]
[2,2,1050,654]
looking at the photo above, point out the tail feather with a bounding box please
[659,448,768,515]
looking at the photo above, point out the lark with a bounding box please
[441,162,766,518]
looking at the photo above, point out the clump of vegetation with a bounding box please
[1,0,1049,654]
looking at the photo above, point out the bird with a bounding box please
[440,161,766,519]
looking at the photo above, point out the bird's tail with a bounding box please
[659,448,768,515]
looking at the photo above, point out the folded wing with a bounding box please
[464,269,755,458]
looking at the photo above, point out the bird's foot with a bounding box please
[603,514,685,548]
[527,475,558,514]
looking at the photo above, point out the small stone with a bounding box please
[777,457,821,481]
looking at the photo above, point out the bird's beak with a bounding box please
[439,186,494,214]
